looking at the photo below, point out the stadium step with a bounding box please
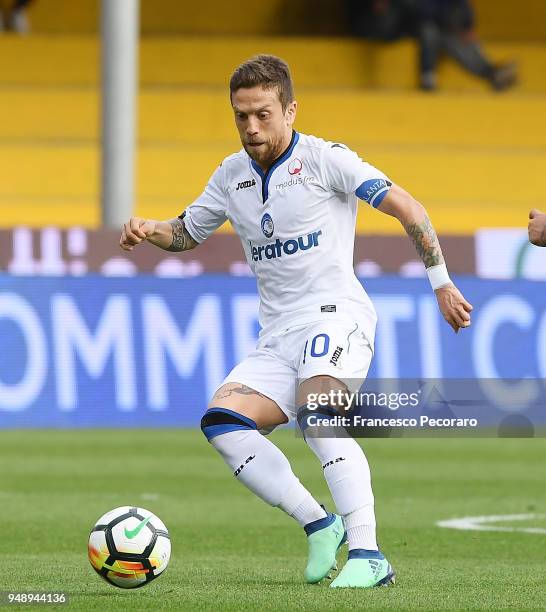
[1,88,545,151]
[0,36,545,93]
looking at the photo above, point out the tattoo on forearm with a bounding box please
[167,218,197,252]
[404,215,444,268]
[213,385,268,401]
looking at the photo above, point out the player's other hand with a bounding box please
[528,208,546,247]
[120,217,157,251]
[435,284,473,333]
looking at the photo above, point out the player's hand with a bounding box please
[119,217,157,251]
[528,208,546,247]
[435,284,473,333]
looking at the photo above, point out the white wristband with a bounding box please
[427,263,451,290]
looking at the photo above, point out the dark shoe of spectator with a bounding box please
[420,71,437,91]
[7,7,30,34]
[490,62,517,91]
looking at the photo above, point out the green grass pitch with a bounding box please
[2,430,545,610]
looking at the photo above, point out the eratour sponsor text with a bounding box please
[251,231,322,262]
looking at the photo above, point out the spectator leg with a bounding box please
[442,33,494,79]
[418,21,442,90]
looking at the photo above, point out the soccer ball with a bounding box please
[88,506,171,589]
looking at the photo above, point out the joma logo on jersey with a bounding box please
[329,346,344,366]
[251,231,322,262]
[235,179,256,191]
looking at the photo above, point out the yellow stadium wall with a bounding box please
[0,2,545,231]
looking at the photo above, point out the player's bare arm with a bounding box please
[528,208,546,247]
[119,216,198,252]
[378,184,473,333]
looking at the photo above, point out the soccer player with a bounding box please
[120,55,473,588]
[528,209,546,247]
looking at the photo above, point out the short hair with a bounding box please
[229,55,294,111]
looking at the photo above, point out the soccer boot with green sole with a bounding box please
[304,512,346,584]
[330,549,395,588]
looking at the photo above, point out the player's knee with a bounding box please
[296,404,339,436]
[200,407,258,443]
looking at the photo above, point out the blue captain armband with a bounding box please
[355,179,392,208]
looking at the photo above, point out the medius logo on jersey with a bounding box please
[276,157,316,191]
[275,175,317,191]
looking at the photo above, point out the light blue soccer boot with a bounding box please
[330,549,395,588]
[304,512,346,583]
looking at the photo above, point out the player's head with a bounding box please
[230,55,297,168]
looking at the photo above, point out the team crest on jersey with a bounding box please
[261,213,274,238]
[288,158,303,175]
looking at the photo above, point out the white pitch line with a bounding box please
[436,513,546,534]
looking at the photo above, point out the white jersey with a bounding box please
[182,131,392,346]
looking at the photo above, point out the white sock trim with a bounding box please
[346,524,378,551]
[289,495,327,528]
[344,506,377,551]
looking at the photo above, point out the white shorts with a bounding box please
[218,317,373,422]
